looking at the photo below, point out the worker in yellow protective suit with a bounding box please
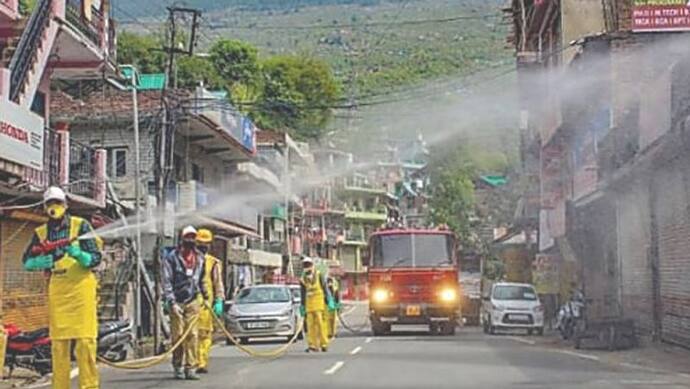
[195,229,225,374]
[300,257,336,352]
[22,186,103,389]
[325,277,341,340]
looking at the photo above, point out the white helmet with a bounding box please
[181,225,197,237]
[43,186,67,203]
[302,256,314,265]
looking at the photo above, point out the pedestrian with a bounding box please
[300,257,336,352]
[325,276,341,340]
[162,226,208,380]
[22,186,103,389]
[195,229,224,374]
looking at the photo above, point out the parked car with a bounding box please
[224,284,301,345]
[481,282,544,335]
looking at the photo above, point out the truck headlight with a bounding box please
[372,289,389,304]
[439,288,457,303]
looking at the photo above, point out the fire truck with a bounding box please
[366,227,460,336]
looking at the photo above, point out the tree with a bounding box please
[427,146,476,243]
[209,39,260,87]
[253,55,340,140]
[117,32,166,74]
[176,56,224,90]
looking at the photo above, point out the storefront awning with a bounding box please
[197,216,260,239]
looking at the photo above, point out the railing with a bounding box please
[68,139,97,197]
[247,240,284,254]
[66,0,104,48]
[8,0,51,102]
[23,129,63,188]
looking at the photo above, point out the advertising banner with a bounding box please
[633,1,690,32]
[0,100,44,169]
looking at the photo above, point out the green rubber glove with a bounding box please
[66,245,93,268]
[299,306,306,317]
[213,298,223,316]
[327,297,336,312]
[24,255,53,271]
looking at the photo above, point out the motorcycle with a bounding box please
[556,296,584,340]
[3,320,133,376]
[3,324,52,377]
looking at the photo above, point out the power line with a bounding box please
[203,13,502,31]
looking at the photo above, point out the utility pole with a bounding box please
[153,6,202,352]
[130,69,143,341]
[284,132,292,276]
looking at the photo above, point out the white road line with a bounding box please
[556,349,600,361]
[365,337,373,344]
[506,336,536,345]
[678,373,690,379]
[26,368,79,388]
[619,380,671,385]
[350,346,362,355]
[324,361,345,375]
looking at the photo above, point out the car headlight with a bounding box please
[439,288,457,303]
[372,288,389,304]
[278,308,292,317]
[491,303,505,312]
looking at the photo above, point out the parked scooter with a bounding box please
[556,292,585,340]
[3,320,133,376]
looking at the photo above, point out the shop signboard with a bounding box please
[633,1,690,32]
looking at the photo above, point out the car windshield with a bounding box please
[371,233,453,268]
[236,287,290,304]
[493,286,537,301]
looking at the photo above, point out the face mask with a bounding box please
[198,245,209,254]
[46,203,66,220]
[182,240,196,250]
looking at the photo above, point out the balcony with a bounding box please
[0,0,19,21]
[65,0,105,49]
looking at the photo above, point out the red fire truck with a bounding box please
[366,227,460,336]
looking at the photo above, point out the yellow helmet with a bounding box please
[196,228,213,243]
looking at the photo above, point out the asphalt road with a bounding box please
[95,304,689,389]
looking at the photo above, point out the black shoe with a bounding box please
[197,368,209,374]
[321,347,328,352]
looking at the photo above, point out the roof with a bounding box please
[480,175,508,188]
[50,89,190,120]
[370,228,454,237]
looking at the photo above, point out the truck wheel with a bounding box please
[441,322,456,336]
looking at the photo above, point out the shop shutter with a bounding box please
[1,219,48,330]
[653,163,690,348]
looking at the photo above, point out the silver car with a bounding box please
[224,284,301,344]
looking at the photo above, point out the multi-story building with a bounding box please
[506,0,690,348]
[0,0,115,330]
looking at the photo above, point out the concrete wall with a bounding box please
[561,0,605,64]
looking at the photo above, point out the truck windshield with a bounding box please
[372,233,453,268]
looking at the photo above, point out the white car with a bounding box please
[481,282,544,335]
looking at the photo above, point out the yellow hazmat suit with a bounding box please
[36,217,102,389]
[198,254,223,370]
[302,271,329,350]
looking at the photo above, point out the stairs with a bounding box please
[3,0,56,107]
[98,260,134,322]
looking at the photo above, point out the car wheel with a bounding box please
[536,327,544,336]
[488,319,496,335]
[226,338,233,346]
[429,323,440,335]
[239,337,249,345]
[441,322,456,336]
[527,329,534,336]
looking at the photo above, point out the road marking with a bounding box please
[26,368,79,388]
[556,349,600,361]
[678,373,690,379]
[324,361,345,375]
[506,336,536,345]
[620,380,671,385]
[350,346,362,355]
[365,337,373,344]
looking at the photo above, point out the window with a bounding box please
[107,148,127,178]
[192,163,204,183]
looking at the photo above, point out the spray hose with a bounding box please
[336,305,371,335]
[97,315,200,370]
[205,301,305,358]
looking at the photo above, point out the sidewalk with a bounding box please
[527,329,690,377]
